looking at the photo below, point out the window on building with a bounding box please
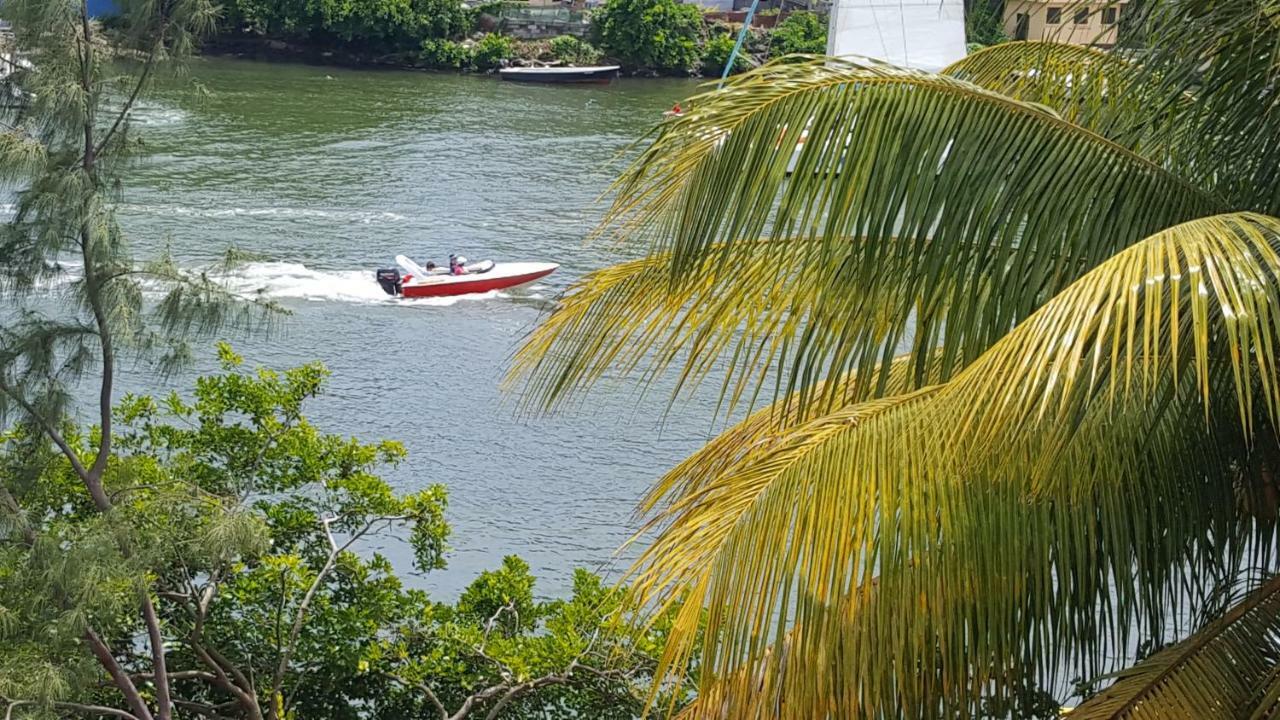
[1046,6,1062,23]
[1074,7,1089,23]
[1102,6,1118,23]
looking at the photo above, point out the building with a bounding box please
[1003,0,1127,47]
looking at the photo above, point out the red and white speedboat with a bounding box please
[376,255,558,299]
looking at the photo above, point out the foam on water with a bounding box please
[122,204,410,224]
[9,260,507,308]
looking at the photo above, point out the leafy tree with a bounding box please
[510,0,1280,716]
[549,35,602,65]
[1,349,693,718]
[591,0,704,74]
[768,11,826,57]
[420,38,472,69]
[471,33,515,70]
[223,0,473,51]
[964,0,1008,49]
[701,32,749,76]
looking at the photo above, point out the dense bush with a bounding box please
[419,37,472,68]
[472,32,516,69]
[702,32,749,76]
[965,0,1009,49]
[224,0,473,50]
[549,34,603,65]
[770,10,827,56]
[592,0,704,74]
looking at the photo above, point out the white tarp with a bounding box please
[826,0,968,72]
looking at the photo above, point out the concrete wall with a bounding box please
[1002,1,1125,47]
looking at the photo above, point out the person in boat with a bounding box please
[672,102,682,114]
[424,261,438,273]
[449,255,468,276]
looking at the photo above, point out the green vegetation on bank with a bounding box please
[215,0,828,76]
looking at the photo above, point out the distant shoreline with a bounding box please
[198,34,690,79]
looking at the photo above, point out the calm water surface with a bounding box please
[115,58,715,597]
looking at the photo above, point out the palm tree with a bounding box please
[510,0,1280,716]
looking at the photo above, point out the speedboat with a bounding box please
[375,255,558,299]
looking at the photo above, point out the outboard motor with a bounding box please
[375,268,402,296]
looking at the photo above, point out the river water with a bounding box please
[113,58,714,597]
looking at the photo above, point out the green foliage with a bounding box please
[592,0,704,74]
[701,32,748,76]
[224,0,474,50]
[472,32,515,70]
[456,555,538,633]
[549,34,603,65]
[510,0,1280,712]
[769,11,827,56]
[964,0,1008,48]
[420,37,472,69]
[0,351,690,718]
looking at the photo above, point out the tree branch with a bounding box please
[93,43,159,158]
[54,701,143,720]
[140,593,172,720]
[0,485,36,546]
[0,381,91,484]
[269,515,405,718]
[187,640,262,720]
[171,698,239,720]
[83,627,155,720]
[383,674,449,720]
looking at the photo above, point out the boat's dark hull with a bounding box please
[499,68,618,84]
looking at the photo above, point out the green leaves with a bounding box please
[623,213,1280,718]
[1070,576,1280,720]
[513,57,1222,421]
[768,11,827,57]
[591,0,704,73]
[223,0,474,48]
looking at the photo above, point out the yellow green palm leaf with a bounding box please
[628,213,1280,718]
[1069,575,1280,719]
[515,57,1222,419]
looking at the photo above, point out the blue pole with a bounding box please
[719,0,761,88]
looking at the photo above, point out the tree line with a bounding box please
[217,0,828,75]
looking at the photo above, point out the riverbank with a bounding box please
[203,0,829,77]
[201,32,608,76]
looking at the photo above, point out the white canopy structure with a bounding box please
[826,0,968,72]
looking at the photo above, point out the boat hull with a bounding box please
[498,66,620,84]
[400,262,558,298]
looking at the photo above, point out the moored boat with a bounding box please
[498,65,620,84]
[376,256,558,299]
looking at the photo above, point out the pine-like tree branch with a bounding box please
[0,381,91,484]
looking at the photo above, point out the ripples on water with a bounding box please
[98,59,717,597]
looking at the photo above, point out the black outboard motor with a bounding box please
[375,268,402,296]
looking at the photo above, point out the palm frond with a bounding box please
[943,41,1167,151]
[1071,575,1280,720]
[515,57,1221,417]
[630,213,1280,719]
[1122,0,1280,213]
